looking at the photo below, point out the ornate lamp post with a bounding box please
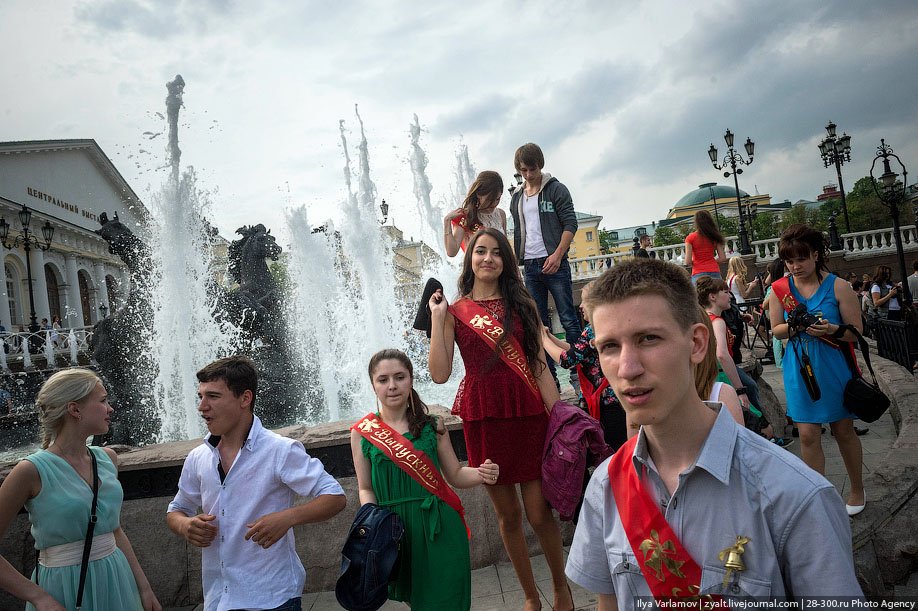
[379,199,389,225]
[0,204,55,332]
[708,129,755,255]
[870,139,910,305]
[742,196,758,243]
[818,121,853,233]
[99,303,109,319]
[507,173,522,196]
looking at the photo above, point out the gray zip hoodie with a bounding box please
[509,172,578,261]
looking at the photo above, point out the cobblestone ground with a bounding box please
[166,363,900,611]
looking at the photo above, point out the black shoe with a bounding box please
[770,437,795,449]
[855,426,869,436]
[792,427,799,437]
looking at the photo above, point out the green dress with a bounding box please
[24,447,142,611]
[362,421,471,610]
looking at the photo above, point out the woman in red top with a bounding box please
[443,171,507,257]
[685,210,727,284]
[429,228,572,611]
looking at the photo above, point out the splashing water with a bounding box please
[451,141,476,207]
[148,75,242,441]
[408,114,443,250]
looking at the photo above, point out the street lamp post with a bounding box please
[708,129,755,255]
[870,139,910,306]
[742,196,758,243]
[507,173,522,196]
[818,121,853,233]
[0,204,55,333]
[379,199,389,225]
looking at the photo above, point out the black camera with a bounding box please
[787,303,820,332]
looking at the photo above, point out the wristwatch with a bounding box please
[736,387,748,396]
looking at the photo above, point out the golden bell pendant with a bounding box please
[723,550,745,572]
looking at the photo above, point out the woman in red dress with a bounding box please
[429,228,572,611]
[443,171,507,257]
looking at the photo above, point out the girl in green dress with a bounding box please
[0,368,161,611]
[350,349,500,611]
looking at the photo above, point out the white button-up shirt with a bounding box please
[168,416,344,611]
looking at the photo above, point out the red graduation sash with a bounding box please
[771,277,856,359]
[451,214,483,252]
[449,297,540,399]
[609,437,723,606]
[353,413,469,538]
[576,366,608,422]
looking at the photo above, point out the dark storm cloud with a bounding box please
[589,0,918,184]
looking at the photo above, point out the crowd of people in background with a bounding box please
[0,140,891,609]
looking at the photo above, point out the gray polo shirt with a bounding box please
[566,405,862,604]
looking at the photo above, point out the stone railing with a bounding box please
[0,326,94,370]
[571,224,918,280]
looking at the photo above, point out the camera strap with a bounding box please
[771,277,844,350]
[790,335,821,401]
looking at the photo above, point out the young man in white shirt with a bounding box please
[565,259,862,607]
[167,356,346,611]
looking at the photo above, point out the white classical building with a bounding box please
[0,140,147,331]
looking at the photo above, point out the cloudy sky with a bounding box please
[3,0,917,248]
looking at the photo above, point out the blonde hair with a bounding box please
[727,256,748,282]
[36,368,101,448]
[694,307,719,401]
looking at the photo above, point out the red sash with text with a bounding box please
[771,277,856,359]
[449,297,540,399]
[576,366,608,422]
[451,214,483,252]
[609,437,723,606]
[353,413,469,538]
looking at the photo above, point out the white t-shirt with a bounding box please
[871,283,900,311]
[522,191,549,260]
[727,274,744,304]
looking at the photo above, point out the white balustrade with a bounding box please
[569,224,918,279]
[0,326,94,369]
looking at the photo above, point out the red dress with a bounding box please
[452,298,548,484]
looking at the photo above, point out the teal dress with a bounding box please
[24,447,142,611]
[362,421,471,611]
[782,273,856,424]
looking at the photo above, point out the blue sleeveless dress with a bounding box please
[782,273,856,424]
[23,447,142,611]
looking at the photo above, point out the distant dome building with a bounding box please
[665,182,773,225]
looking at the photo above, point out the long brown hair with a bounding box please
[694,307,719,401]
[461,171,503,229]
[694,210,725,245]
[458,228,544,376]
[368,349,436,438]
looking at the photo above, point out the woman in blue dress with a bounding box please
[767,224,866,516]
[0,368,161,610]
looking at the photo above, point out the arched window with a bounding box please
[78,270,92,325]
[45,265,62,321]
[5,263,20,326]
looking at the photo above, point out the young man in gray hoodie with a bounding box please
[509,142,581,391]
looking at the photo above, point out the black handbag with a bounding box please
[837,324,890,423]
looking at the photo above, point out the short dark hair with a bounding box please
[695,275,728,307]
[584,259,697,331]
[196,355,258,410]
[778,224,828,275]
[514,143,545,171]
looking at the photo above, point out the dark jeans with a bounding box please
[231,597,301,611]
[523,257,582,388]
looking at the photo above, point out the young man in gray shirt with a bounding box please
[566,259,862,607]
[509,143,580,391]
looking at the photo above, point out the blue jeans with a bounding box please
[523,257,582,388]
[231,598,301,611]
[691,271,723,285]
[736,367,762,414]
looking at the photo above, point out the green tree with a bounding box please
[844,176,892,232]
[652,226,682,247]
[599,228,619,253]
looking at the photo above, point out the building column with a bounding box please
[29,248,52,325]
[0,267,12,332]
[119,268,131,310]
[64,254,85,327]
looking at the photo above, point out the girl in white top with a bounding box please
[443,171,507,257]
[726,256,760,304]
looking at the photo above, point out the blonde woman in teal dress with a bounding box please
[0,368,160,610]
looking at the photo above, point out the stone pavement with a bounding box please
[166,363,900,611]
